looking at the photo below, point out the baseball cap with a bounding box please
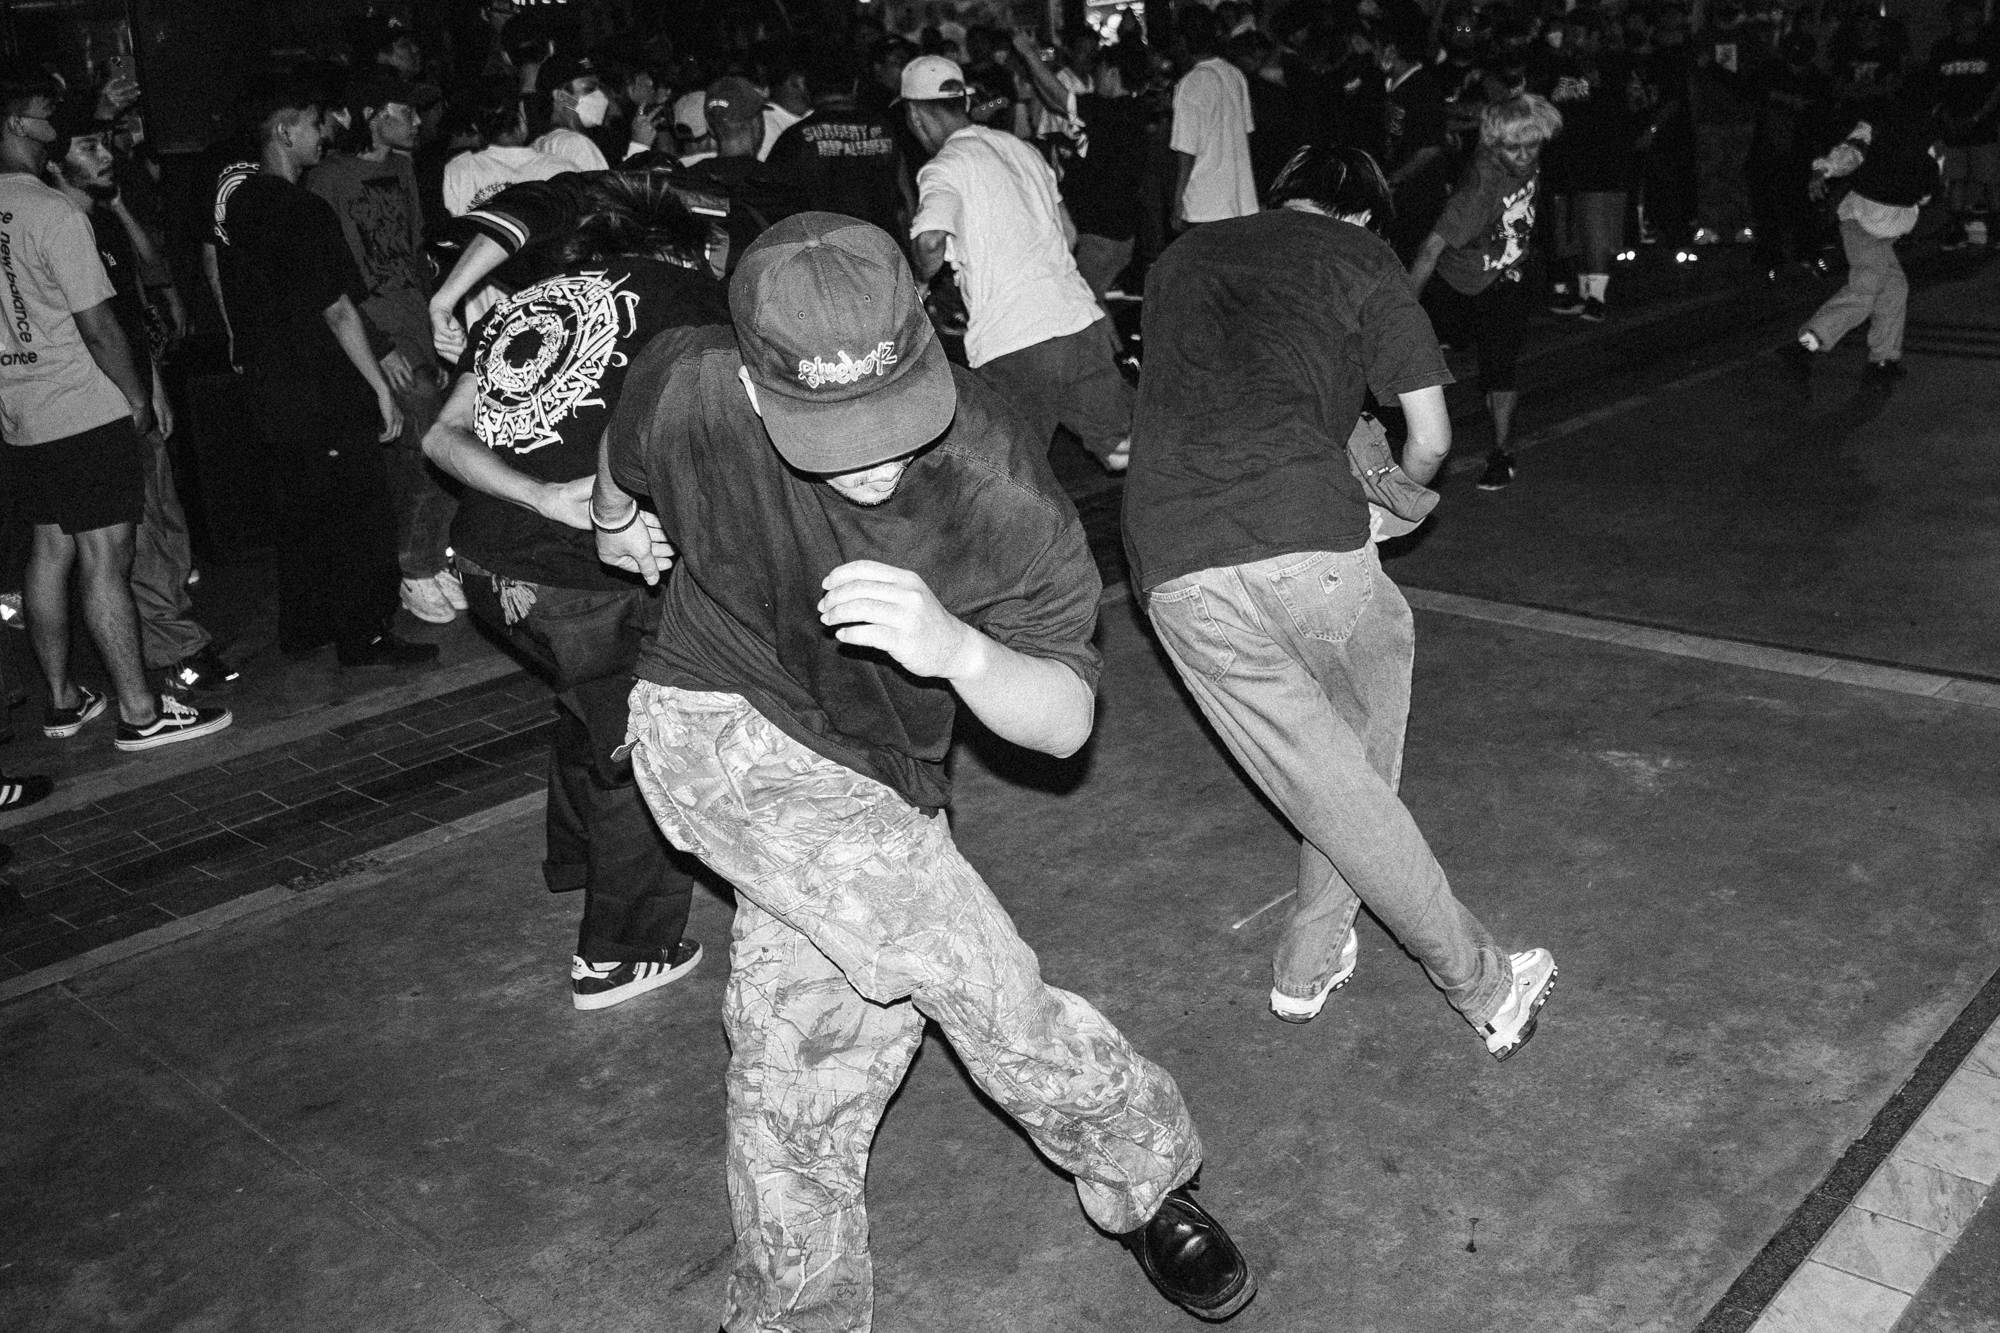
[345,68,419,123]
[537,50,601,93]
[704,75,766,124]
[730,212,956,474]
[671,90,708,140]
[897,54,969,102]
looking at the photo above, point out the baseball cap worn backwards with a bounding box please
[897,54,968,102]
[704,75,766,124]
[730,212,956,474]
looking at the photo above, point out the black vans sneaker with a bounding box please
[163,646,240,695]
[571,940,703,1010]
[43,684,108,738]
[115,695,233,752]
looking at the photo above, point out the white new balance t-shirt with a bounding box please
[910,125,1101,368]
[442,145,576,217]
[1170,57,1258,223]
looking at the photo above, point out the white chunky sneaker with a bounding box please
[1270,927,1359,1024]
[435,567,468,611]
[1478,948,1558,1061]
[400,575,456,624]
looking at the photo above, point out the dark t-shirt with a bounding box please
[1928,33,2000,143]
[218,172,377,442]
[305,152,432,363]
[765,99,907,238]
[453,258,729,591]
[86,208,151,364]
[1545,58,1640,191]
[1061,93,1148,240]
[605,326,1103,812]
[1432,149,1540,295]
[673,154,805,277]
[1123,210,1452,593]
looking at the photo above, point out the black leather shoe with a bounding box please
[1123,1181,1256,1321]
[336,631,441,668]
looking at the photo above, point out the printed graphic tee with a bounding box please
[306,152,432,362]
[1928,33,2000,146]
[1431,148,1540,296]
[452,257,728,590]
[764,98,906,238]
[0,174,129,446]
[910,124,1102,367]
[441,145,576,217]
[606,325,1103,811]
[1125,209,1451,592]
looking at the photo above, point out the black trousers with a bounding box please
[268,435,401,655]
[459,557,695,963]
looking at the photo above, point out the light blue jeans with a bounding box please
[1146,546,1511,1026]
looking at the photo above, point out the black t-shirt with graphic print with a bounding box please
[605,325,1104,813]
[450,258,729,591]
[1123,209,1453,593]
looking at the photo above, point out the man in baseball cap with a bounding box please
[591,211,1256,1329]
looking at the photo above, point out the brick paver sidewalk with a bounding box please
[0,671,555,978]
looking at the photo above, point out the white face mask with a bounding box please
[573,88,609,128]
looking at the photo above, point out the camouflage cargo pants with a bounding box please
[626,684,1202,1333]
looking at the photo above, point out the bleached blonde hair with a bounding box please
[1481,93,1564,146]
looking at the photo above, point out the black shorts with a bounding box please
[10,417,146,534]
[1423,274,1532,394]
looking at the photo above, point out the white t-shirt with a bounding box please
[442,145,576,217]
[1170,57,1258,223]
[0,174,128,445]
[532,127,609,174]
[910,125,1102,367]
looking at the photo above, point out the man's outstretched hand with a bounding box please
[819,560,980,680]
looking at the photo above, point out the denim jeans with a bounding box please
[1146,545,1511,1026]
[131,435,210,670]
[385,372,457,578]
[974,317,1133,464]
[625,684,1201,1333]
[458,559,694,963]
[1803,218,1908,363]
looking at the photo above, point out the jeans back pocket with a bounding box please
[1265,550,1373,646]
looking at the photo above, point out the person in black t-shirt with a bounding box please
[670,77,804,277]
[1128,143,1558,1065]
[1374,12,1454,259]
[764,49,915,241]
[590,213,1254,1330]
[1013,34,1152,301]
[423,172,721,1010]
[1924,1,2000,245]
[1542,27,1640,320]
[219,79,435,668]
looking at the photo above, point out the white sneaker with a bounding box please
[1270,928,1359,1024]
[400,575,456,624]
[435,567,468,611]
[1477,948,1558,1061]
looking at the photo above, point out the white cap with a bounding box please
[897,54,968,102]
[671,89,708,139]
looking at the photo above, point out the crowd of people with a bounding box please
[0,0,1990,1326]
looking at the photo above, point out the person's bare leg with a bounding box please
[25,524,78,709]
[72,525,157,725]
[1487,389,1519,451]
